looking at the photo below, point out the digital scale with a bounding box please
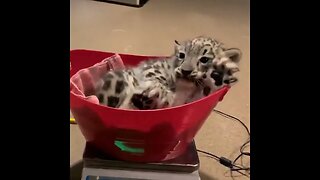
[81,141,201,180]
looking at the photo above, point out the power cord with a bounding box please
[197,109,250,178]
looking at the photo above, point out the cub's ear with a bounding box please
[224,48,242,63]
[174,40,180,46]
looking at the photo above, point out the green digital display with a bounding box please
[114,140,144,153]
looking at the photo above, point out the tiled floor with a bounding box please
[70,0,250,179]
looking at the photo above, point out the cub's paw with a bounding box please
[131,84,174,110]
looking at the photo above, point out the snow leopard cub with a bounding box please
[173,37,241,105]
[96,36,241,110]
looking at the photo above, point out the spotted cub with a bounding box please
[173,37,241,105]
[95,36,241,109]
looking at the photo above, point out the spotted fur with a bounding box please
[96,56,178,110]
[173,36,241,105]
[96,36,241,109]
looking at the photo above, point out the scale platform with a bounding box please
[81,141,201,180]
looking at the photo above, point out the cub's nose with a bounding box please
[181,70,192,76]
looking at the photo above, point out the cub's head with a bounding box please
[174,36,241,81]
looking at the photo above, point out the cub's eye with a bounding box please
[179,53,185,59]
[200,57,210,64]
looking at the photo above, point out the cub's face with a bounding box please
[174,37,219,80]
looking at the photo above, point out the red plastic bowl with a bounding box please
[70,49,229,162]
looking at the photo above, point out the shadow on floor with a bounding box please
[70,160,83,180]
[199,170,218,180]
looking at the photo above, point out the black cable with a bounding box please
[212,109,250,136]
[239,139,250,155]
[197,149,250,177]
[231,169,250,178]
[196,149,220,160]
[233,153,244,165]
[196,109,250,178]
